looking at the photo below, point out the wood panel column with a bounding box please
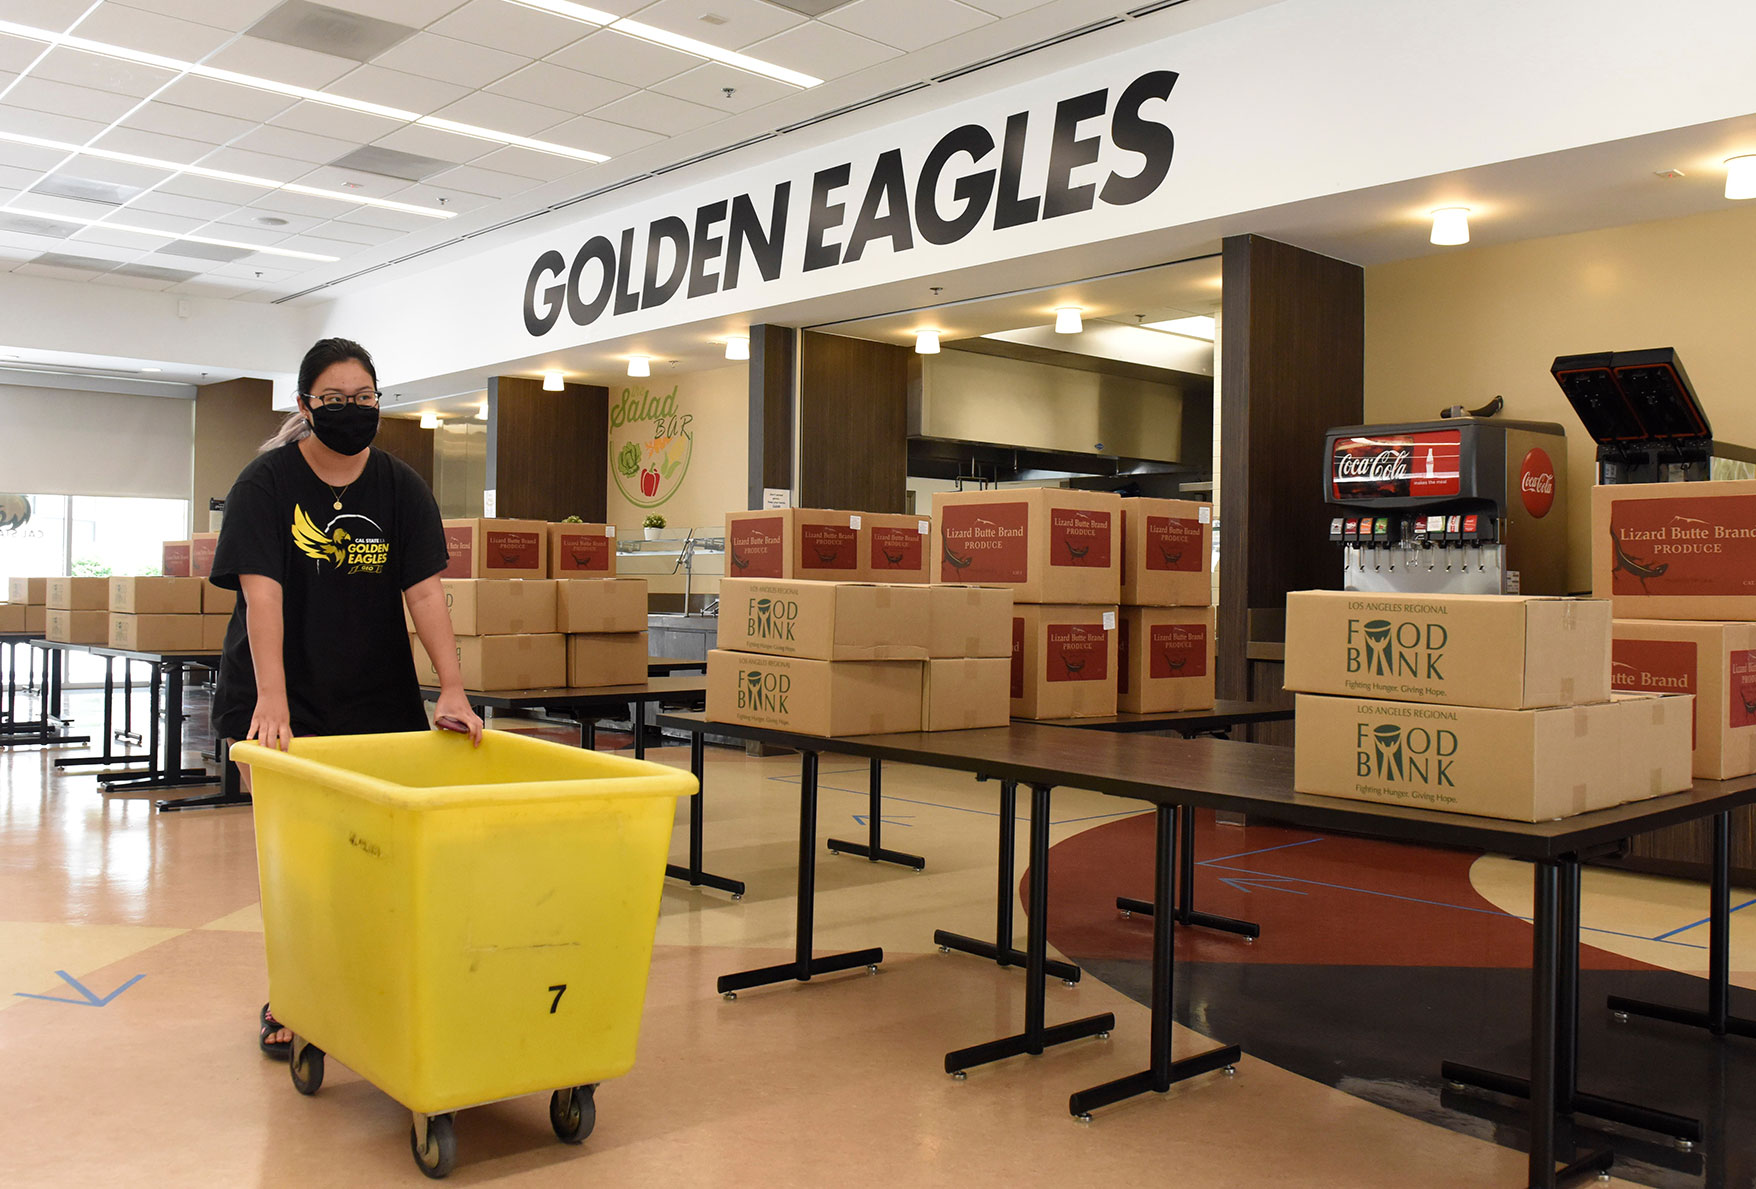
[374,416,434,487]
[486,376,608,522]
[1217,234,1363,703]
[798,331,909,512]
[747,323,794,509]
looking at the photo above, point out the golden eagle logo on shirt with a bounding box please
[292,505,390,575]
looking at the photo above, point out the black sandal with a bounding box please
[259,1002,291,1061]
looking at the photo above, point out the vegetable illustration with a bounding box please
[1609,527,1668,592]
[640,466,661,498]
[616,442,641,477]
[1062,654,1086,675]
[811,545,842,564]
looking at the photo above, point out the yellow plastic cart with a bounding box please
[234,729,695,1178]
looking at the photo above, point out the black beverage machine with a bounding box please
[1551,347,1756,484]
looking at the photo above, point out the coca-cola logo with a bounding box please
[1336,447,1411,481]
[1520,447,1556,518]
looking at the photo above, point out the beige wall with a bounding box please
[1364,202,1756,592]
[194,377,284,525]
[605,362,748,535]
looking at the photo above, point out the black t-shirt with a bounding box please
[209,443,448,741]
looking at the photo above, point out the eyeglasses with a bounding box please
[304,390,381,408]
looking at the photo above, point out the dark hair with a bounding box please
[298,337,377,400]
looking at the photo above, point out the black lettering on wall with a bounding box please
[612,226,639,315]
[843,149,914,263]
[524,250,565,335]
[1101,70,1178,206]
[566,236,615,327]
[1043,88,1107,219]
[726,184,790,288]
[687,199,729,299]
[915,125,996,246]
[993,112,1041,230]
[803,164,852,272]
[642,216,690,308]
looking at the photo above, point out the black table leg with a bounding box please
[944,783,1113,1077]
[4,648,90,748]
[631,701,644,760]
[581,717,597,750]
[1070,803,1241,1118]
[118,659,141,744]
[1608,811,1756,1040]
[56,656,152,770]
[717,750,882,997]
[1116,805,1261,939]
[936,779,1082,984]
[664,730,746,899]
[96,662,214,799]
[828,757,926,871]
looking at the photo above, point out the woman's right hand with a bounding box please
[247,692,294,751]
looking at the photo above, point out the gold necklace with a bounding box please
[328,481,352,511]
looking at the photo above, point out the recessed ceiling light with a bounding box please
[255,216,290,226]
[627,356,651,377]
[1054,307,1083,334]
[543,370,564,391]
[420,411,440,429]
[724,336,749,361]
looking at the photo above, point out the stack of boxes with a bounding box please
[108,576,231,652]
[1594,479,1756,780]
[45,577,110,644]
[932,488,1121,720]
[725,508,933,584]
[1117,498,1217,713]
[558,578,648,687]
[408,576,650,691]
[1,578,47,634]
[1284,591,1694,821]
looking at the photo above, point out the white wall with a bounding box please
[0,383,192,499]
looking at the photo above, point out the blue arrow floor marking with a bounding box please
[15,970,144,1006]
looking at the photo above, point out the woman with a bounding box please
[208,337,483,1059]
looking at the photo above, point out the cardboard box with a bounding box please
[922,657,1011,731]
[555,578,648,634]
[1612,619,1756,779]
[191,533,219,579]
[1010,604,1120,720]
[441,518,547,580]
[409,579,558,636]
[46,577,110,611]
[203,615,229,652]
[1283,590,1611,710]
[1593,479,1756,619]
[109,576,204,614]
[412,632,566,692]
[8,577,46,604]
[717,579,929,661]
[0,603,25,633]
[706,649,923,737]
[26,605,45,633]
[567,632,648,687]
[724,509,861,581]
[1292,692,1692,821]
[1118,607,1216,713]
[547,523,618,577]
[927,585,1015,658]
[1121,499,1213,606]
[202,583,236,614]
[933,488,1122,604]
[161,541,191,577]
[109,613,206,653]
[862,513,933,584]
[45,608,107,644]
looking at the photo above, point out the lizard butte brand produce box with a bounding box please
[109,613,205,652]
[46,577,109,611]
[1594,479,1756,619]
[441,518,547,580]
[1121,499,1213,606]
[861,513,932,583]
[547,522,617,577]
[568,632,648,687]
[706,650,923,736]
[718,579,928,661]
[1284,591,1611,710]
[1613,619,1756,778]
[928,585,1014,658]
[724,509,861,580]
[410,632,565,691]
[191,533,219,579]
[1293,692,1693,821]
[109,576,203,614]
[933,488,1122,604]
[1118,607,1215,713]
[404,579,558,636]
[161,540,192,577]
[1011,604,1119,720]
[556,578,648,634]
[922,658,1011,731]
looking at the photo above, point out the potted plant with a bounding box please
[643,513,667,541]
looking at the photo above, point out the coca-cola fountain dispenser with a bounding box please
[1323,416,1569,595]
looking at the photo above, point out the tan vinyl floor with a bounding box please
[0,719,1703,1187]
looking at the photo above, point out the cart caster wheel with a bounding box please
[829,849,840,856]
[410,1114,456,1180]
[289,1039,324,1096]
[722,992,737,1001]
[731,893,743,902]
[867,964,879,975]
[1676,1139,1695,1153]
[1075,1113,1092,1124]
[938,945,950,954]
[1596,1173,1611,1183]
[1062,979,1076,987]
[1611,1011,1629,1024]
[1119,909,1132,919]
[1446,1081,1467,1091]
[951,1070,966,1081]
[1222,1065,1237,1077]
[1244,936,1256,944]
[549,1084,597,1145]
[1098,1031,1110,1040]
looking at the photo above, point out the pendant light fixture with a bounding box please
[542,370,564,391]
[1429,207,1471,246]
[725,336,750,361]
[627,356,651,377]
[1726,155,1756,200]
[419,411,439,429]
[914,330,941,354]
[1054,307,1084,334]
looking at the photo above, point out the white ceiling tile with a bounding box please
[154,172,273,204]
[195,147,310,184]
[203,36,359,88]
[296,218,401,245]
[211,206,325,235]
[68,224,172,251]
[1,1,93,33]
[265,232,368,257]
[0,230,76,254]
[428,0,591,59]
[536,113,661,156]
[369,32,527,89]
[228,124,359,166]
[330,64,470,116]
[433,90,575,136]
[15,262,106,281]
[823,0,993,52]
[650,62,791,112]
[466,144,595,181]
[0,38,43,74]
[421,162,544,198]
[962,0,1052,13]
[9,191,119,220]
[0,141,72,174]
[330,204,435,231]
[107,207,203,233]
[626,0,802,51]
[547,29,697,87]
[31,45,181,97]
[247,189,363,218]
[207,261,299,280]
[113,0,281,33]
[269,99,408,144]
[0,103,110,145]
[47,157,171,190]
[293,163,417,197]
[340,0,473,24]
[745,20,900,80]
[1,76,140,124]
[113,102,257,148]
[591,89,722,136]
[369,123,494,165]
[92,126,220,165]
[127,189,239,220]
[168,279,257,297]
[381,180,492,213]
[73,4,235,59]
[487,61,634,112]
[92,272,183,290]
[155,74,300,123]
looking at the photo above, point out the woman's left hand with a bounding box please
[435,691,484,747]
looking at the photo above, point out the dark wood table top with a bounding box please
[654,711,1756,861]
[422,672,706,710]
[0,631,45,643]
[1028,700,1293,732]
[648,656,707,673]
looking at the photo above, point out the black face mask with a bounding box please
[305,401,379,456]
